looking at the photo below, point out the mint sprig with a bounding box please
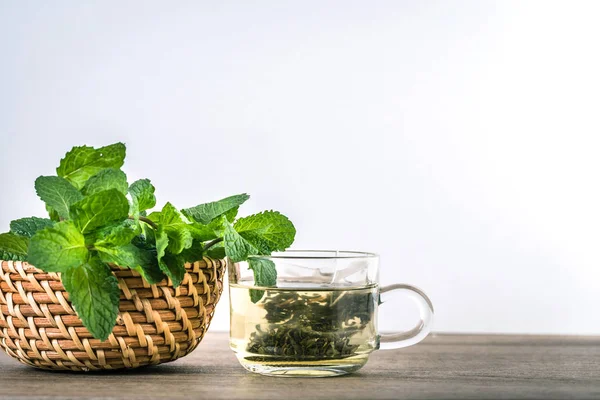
[0,233,29,261]
[0,142,295,340]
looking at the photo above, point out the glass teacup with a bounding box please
[229,250,434,377]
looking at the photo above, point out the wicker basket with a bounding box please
[0,258,225,371]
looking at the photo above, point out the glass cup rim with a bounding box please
[248,249,379,260]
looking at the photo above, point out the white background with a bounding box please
[1,1,599,334]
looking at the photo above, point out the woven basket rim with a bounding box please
[0,258,226,371]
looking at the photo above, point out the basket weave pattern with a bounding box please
[0,258,225,371]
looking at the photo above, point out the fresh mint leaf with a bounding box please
[176,214,228,244]
[46,205,61,222]
[128,235,167,283]
[231,231,272,255]
[92,220,140,247]
[131,233,154,251]
[95,243,139,266]
[0,233,29,261]
[160,253,186,287]
[187,214,229,242]
[248,258,277,303]
[137,257,166,284]
[205,245,226,260]
[35,176,83,219]
[149,202,192,254]
[209,214,229,236]
[189,214,228,243]
[164,227,192,255]
[234,211,296,253]
[81,168,128,196]
[188,222,218,241]
[222,211,295,262]
[224,206,239,222]
[249,289,265,303]
[69,189,129,234]
[96,243,164,284]
[180,239,205,263]
[154,226,180,287]
[28,221,88,272]
[249,257,277,287]
[153,226,185,286]
[223,222,259,262]
[155,227,169,262]
[9,217,54,238]
[62,256,119,341]
[138,260,166,284]
[56,143,126,189]
[182,193,249,225]
[129,179,156,216]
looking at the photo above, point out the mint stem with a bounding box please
[129,215,158,230]
[203,237,223,251]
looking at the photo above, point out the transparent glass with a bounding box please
[228,250,434,377]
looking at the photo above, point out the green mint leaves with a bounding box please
[82,168,128,196]
[248,257,278,303]
[234,211,295,253]
[182,193,249,224]
[9,217,54,238]
[149,203,192,255]
[35,176,83,219]
[70,189,130,233]
[223,211,296,262]
[223,223,261,262]
[0,142,296,339]
[62,256,120,341]
[28,221,88,272]
[93,220,140,247]
[129,179,156,216]
[222,211,295,303]
[56,143,126,189]
[154,226,180,284]
[0,233,29,261]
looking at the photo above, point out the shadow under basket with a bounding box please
[0,258,226,371]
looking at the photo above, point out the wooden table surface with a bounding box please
[0,332,598,399]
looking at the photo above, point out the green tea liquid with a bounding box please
[229,283,379,377]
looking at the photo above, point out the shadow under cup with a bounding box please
[228,250,434,377]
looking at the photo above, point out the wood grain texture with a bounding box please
[0,332,598,399]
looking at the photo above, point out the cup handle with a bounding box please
[378,284,434,350]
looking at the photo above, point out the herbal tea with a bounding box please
[229,283,379,376]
